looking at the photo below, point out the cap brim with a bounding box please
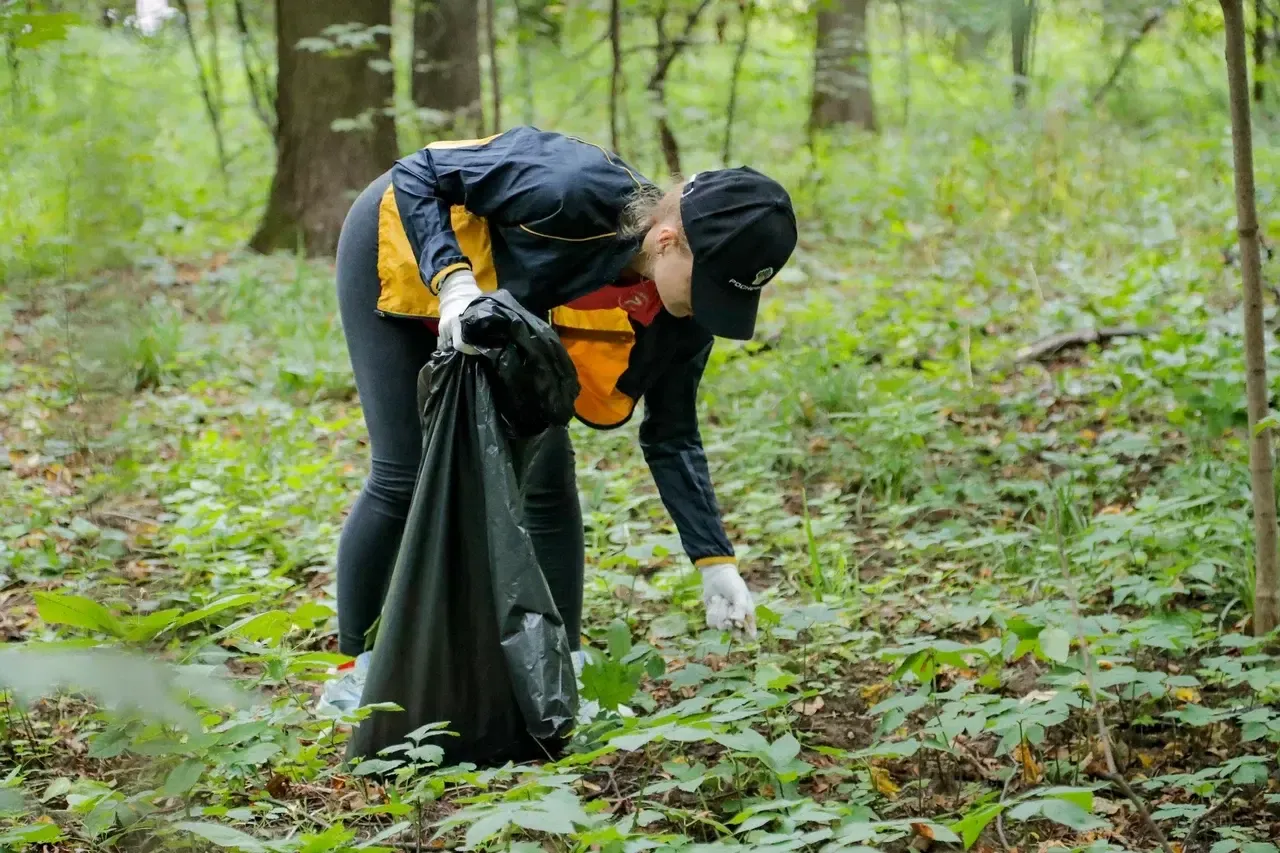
[690,265,761,341]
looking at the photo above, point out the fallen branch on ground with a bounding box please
[1015,326,1157,364]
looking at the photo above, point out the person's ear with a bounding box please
[655,224,679,254]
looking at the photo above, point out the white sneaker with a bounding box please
[317,651,372,715]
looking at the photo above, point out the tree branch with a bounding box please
[647,0,715,90]
[721,0,753,165]
[1090,2,1177,105]
[1183,787,1237,853]
[610,0,622,152]
[173,0,229,182]
[232,0,275,137]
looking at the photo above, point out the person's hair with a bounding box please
[619,182,689,250]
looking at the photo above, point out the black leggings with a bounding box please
[334,170,585,657]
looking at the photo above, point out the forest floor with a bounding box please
[5,116,1280,853]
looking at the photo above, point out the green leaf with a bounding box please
[122,608,184,643]
[511,806,577,835]
[1039,799,1106,831]
[649,612,689,639]
[1255,415,1280,436]
[41,777,72,803]
[767,734,802,767]
[950,803,1004,850]
[1038,628,1071,663]
[173,594,261,629]
[1037,786,1095,812]
[82,796,119,837]
[607,619,633,659]
[712,728,772,754]
[1007,801,1043,822]
[1241,845,1280,853]
[162,759,204,797]
[231,742,281,767]
[0,823,64,845]
[352,759,404,777]
[580,658,641,712]
[463,812,510,848]
[754,661,799,691]
[6,12,81,48]
[174,820,268,852]
[668,663,714,688]
[215,610,292,645]
[34,592,123,637]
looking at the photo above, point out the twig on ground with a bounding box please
[1101,771,1174,853]
[1014,326,1158,364]
[94,510,159,526]
[952,740,1001,782]
[1183,786,1238,852]
[995,770,1017,852]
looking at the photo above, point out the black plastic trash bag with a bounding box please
[347,292,581,768]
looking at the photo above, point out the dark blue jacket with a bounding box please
[390,127,735,565]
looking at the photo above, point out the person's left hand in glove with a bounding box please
[437,268,483,354]
[701,562,757,638]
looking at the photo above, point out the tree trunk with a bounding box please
[1011,0,1036,107]
[485,0,501,131]
[233,0,276,136]
[250,0,398,257]
[516,5,534,125]
[1221,0,1279,635]
[646,0,714,177]
[721,0,753,165]
[412,0,482,135]
[1254,0,1267,102]
[609,0,622,152]
[810,0,877,132]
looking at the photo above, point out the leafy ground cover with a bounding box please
[5,16,1280,853]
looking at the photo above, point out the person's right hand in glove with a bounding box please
[437,268,483,354]
[701,562,757,639]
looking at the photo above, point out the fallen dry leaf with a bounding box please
[1172,686,1201,704]
[265,774,290,798]
[911,822,934,840]
[870,765,900,799]
[793,696,825,716]
[861,682,892,704]
[1093,797,1122,815]
[1014,741,1043,784]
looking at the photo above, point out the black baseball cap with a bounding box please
[681,167,797,340]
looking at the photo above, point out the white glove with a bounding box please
[437,268,482,354]
[701,563,757,639]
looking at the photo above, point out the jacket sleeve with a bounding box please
[390,129,563,294]
[638,342,737,566]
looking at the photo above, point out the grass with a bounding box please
[5,9,1280,853]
